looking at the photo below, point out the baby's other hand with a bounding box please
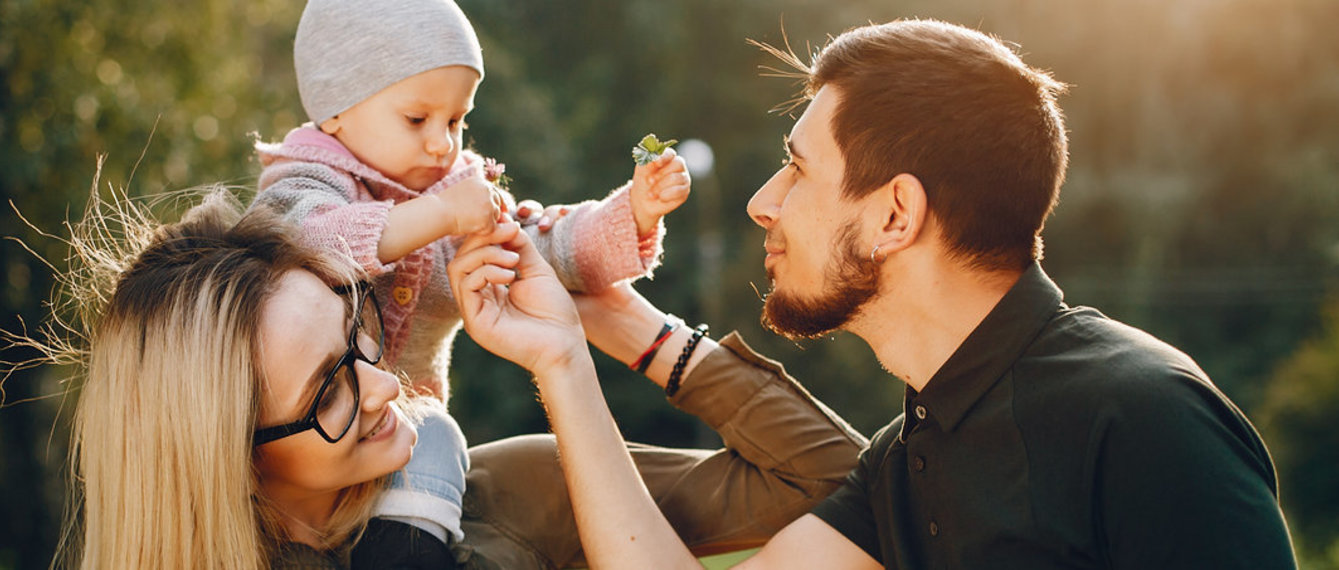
[630,148,691,236]
[439,172,503,236]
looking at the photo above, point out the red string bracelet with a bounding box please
[631,316,679,374]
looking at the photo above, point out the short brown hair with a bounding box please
[769,20,1068,270]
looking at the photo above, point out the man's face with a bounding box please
[747,86,882,339]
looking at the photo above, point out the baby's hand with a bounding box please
[630,148,691,236]
[438,172,504,236]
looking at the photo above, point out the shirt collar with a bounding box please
[904,262,1064,435]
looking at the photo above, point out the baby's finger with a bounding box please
[538,205,570,232]
[659,183,690,203]
[516,199,543,222]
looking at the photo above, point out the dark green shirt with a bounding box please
[812,263,1295,569]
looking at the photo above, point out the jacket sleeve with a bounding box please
[657,331,869,552]
[254,159,396,275]
[456,331,867,566]
[523,182,661,292]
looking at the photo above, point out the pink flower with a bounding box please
[483,157,506,182]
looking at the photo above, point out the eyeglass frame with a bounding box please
[252,282,384,446]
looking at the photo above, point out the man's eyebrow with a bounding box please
[784,135,804,162]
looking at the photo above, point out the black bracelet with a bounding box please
[665,323,709,397]
[632,316,679,374]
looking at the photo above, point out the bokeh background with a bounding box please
[3,0,1338,567]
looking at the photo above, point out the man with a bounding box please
[451,18,1296,569]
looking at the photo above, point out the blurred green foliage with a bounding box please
[2,0,1337,567]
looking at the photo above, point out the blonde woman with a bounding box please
[41,188,862,569]
[49,190,431,568]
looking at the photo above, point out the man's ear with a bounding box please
[319,116,341,135]
[870,173,926,256]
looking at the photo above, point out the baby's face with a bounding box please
[321,65,480,191]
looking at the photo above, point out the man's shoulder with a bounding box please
[1012,304,1234,418]
[1030,305,1207,384]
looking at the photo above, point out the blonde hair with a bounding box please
[40,184,387,568]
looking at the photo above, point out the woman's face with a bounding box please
[252,270,416,499]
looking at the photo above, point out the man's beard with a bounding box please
[761,225,881,340]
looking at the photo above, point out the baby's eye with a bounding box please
[406,116,426,126]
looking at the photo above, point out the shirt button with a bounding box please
[929,520,940,536]
[914,405,928,420]
[913,456,926,472]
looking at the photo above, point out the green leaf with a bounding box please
[632,133,679,165]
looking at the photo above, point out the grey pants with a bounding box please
[454,332,868,569]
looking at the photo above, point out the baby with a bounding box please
[249,0,689,564]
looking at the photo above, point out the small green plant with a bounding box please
[632,133,678,165]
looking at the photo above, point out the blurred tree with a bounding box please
[3,0,1337,566]
[1259,295,1339,570]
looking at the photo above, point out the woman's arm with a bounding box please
[448,222,700,569]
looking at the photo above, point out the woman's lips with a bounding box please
[360,407,397,443]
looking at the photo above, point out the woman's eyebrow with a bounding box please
[297,350,343,409]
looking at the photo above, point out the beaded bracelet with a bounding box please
[631,315,679,374]
[665,323,709,397]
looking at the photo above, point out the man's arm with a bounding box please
[1095,369,1296,568]
[735,515,882,570]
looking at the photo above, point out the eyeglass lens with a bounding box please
[314,289,384,440]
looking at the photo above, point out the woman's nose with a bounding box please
[356,361,401,412]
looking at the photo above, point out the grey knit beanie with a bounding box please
[294,0,485,125]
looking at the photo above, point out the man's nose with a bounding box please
[747,168,788,229]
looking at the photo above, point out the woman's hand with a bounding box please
[448,221,589,374]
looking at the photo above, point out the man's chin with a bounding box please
[760,292,850,340]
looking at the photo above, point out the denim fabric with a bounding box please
[373,405,470,544]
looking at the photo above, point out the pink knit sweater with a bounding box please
[254,127,662,391]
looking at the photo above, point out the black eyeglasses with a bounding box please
[253,283,384,446]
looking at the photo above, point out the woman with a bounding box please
[45,189,861,568]
[58,190,423,568]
